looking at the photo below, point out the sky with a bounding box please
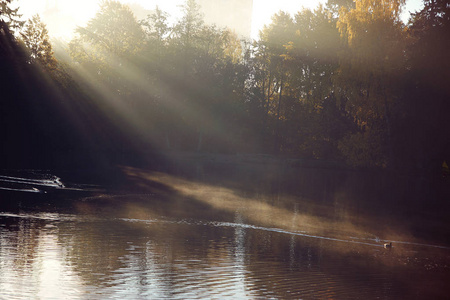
[14,0,425,41]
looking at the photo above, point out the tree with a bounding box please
[248,6,349,158]
[172,0,204,77]
[140,6,172,97]
[165,0,246,152]
[176,0,204,46]
[0,2,27,157]
[21,14,57,70]
[399,0,450,172]
[141,5,170,67]
[326,0,355,19]
[283,6,347,159]
[69,0,145,93]
[191,25,247,152]
[74,0,144,57]
[260,12,296,153]
[335,0,407,167]
[0,0,25,78]
[140,7,173,148]
[248,12,295,153]
[408,0,450,96]
[0,0,27,114]
[0,0,24,34]
[141,6,170,45]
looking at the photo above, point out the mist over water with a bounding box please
[1,163,449,299]
[2,0,448,297]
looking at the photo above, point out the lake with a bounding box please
[1,161,449,299]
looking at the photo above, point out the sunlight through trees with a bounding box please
[1,0,449,174]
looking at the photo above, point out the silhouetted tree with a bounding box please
[0,0,24,34]
[21,14,57,70]
[398,0,450,173]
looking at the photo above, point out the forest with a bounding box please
[1,0,449,175]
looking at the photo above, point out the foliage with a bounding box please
[69,1,144,70]
[69,0,145,101]
[140,6,170,50]
[74,0,144,57]
[398,0,450,172]
[334,0,407,167]
[0,0,24,33]
[20,14,57,70]
[2,0,449,175]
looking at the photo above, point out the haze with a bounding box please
[2,0,450,298]
[16,0,424,40]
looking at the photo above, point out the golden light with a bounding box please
[15,0,423,41]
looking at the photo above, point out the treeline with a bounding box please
[1,0,449,174]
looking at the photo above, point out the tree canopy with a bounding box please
[1,0,449,175]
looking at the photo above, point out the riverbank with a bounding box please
[161,151,347,169]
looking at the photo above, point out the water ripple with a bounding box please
[2,212,447,250]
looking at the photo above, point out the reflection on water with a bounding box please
[1,164,450,299]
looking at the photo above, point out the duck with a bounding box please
[384,242,392,249]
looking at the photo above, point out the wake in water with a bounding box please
[0,173,64,193]
[3,211,447,251]
[0,170,103,194]
[0,170,66,193]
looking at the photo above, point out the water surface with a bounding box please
[1,165,449,299]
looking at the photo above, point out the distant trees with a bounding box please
[246,5,353,159]
[1,0,448,174]
[164,0,248,152]
[66,0,249,153]
[61,0,449,172]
